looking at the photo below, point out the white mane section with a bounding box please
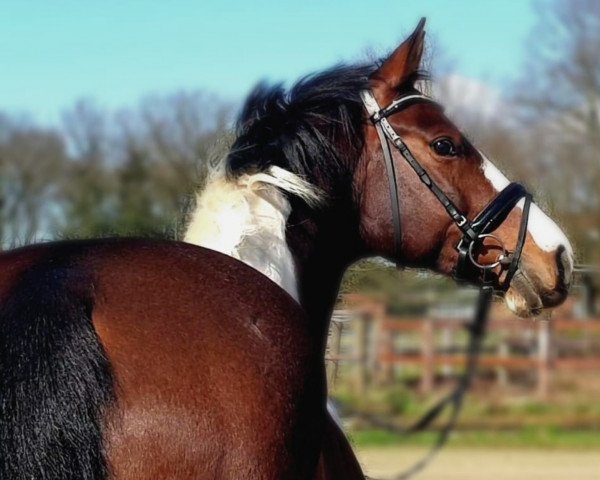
[184,164,321,301]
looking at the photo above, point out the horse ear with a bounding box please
[372,18,426,90]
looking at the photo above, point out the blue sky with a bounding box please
[0,0,536,124]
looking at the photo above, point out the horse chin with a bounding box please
[504,270,544,318]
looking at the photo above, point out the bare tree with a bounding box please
[0,87,233,245]
[512,0,600,262]
[0,117,67,246]
[136,91,232,193]
[55,91,233,239]
[113,91,233,236]
[59,100,117,238]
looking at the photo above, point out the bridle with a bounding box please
[356,89,534,480]
[360,89,532,291]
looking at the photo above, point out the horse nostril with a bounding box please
[540,287,568,308]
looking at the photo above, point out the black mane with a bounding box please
[226,62,429,193]
[226,64,376,189]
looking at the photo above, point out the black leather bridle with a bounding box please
[360,89,532,291]
[358,89,534,480]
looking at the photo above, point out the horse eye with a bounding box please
[431,138,458,157]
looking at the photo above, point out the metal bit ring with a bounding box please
[468,233,508,270]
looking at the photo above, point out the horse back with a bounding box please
[0,239,324,479]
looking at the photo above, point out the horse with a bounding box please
[0,19,573,479]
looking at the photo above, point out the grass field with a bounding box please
[356,447,600,480]
[349,428,600,449]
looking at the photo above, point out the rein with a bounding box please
[350,90,534,479]
[355,285,492,480]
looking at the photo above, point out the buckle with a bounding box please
[371,110,383,123]
[456,215,468,227]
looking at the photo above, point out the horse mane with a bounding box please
[226,62,429,194]
[225,64,372,189]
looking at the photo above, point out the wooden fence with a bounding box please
[326,294,600,400]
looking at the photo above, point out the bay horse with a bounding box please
[0,20,572,479]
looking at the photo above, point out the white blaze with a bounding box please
[480,155,574,277]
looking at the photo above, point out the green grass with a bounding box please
[331,388,600,427]
[349,427,600,450]
[332,379,600,450]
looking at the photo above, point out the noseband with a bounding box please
[361,90,532,291]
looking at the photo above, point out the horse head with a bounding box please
[358,20,573,317]
[188,20,573,320]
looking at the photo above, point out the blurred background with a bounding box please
[1,0,599,478]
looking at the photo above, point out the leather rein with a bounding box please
[356,90,533,479]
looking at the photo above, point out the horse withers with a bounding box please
[0,19,572,480]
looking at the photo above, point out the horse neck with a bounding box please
[184,168,362,342]
[286,196,364,344]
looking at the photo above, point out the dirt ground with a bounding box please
[356,447,600,480]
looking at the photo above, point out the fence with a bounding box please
[326,277,600,400]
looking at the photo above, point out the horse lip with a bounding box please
[507,269,543,317]
[513,262,570,310]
